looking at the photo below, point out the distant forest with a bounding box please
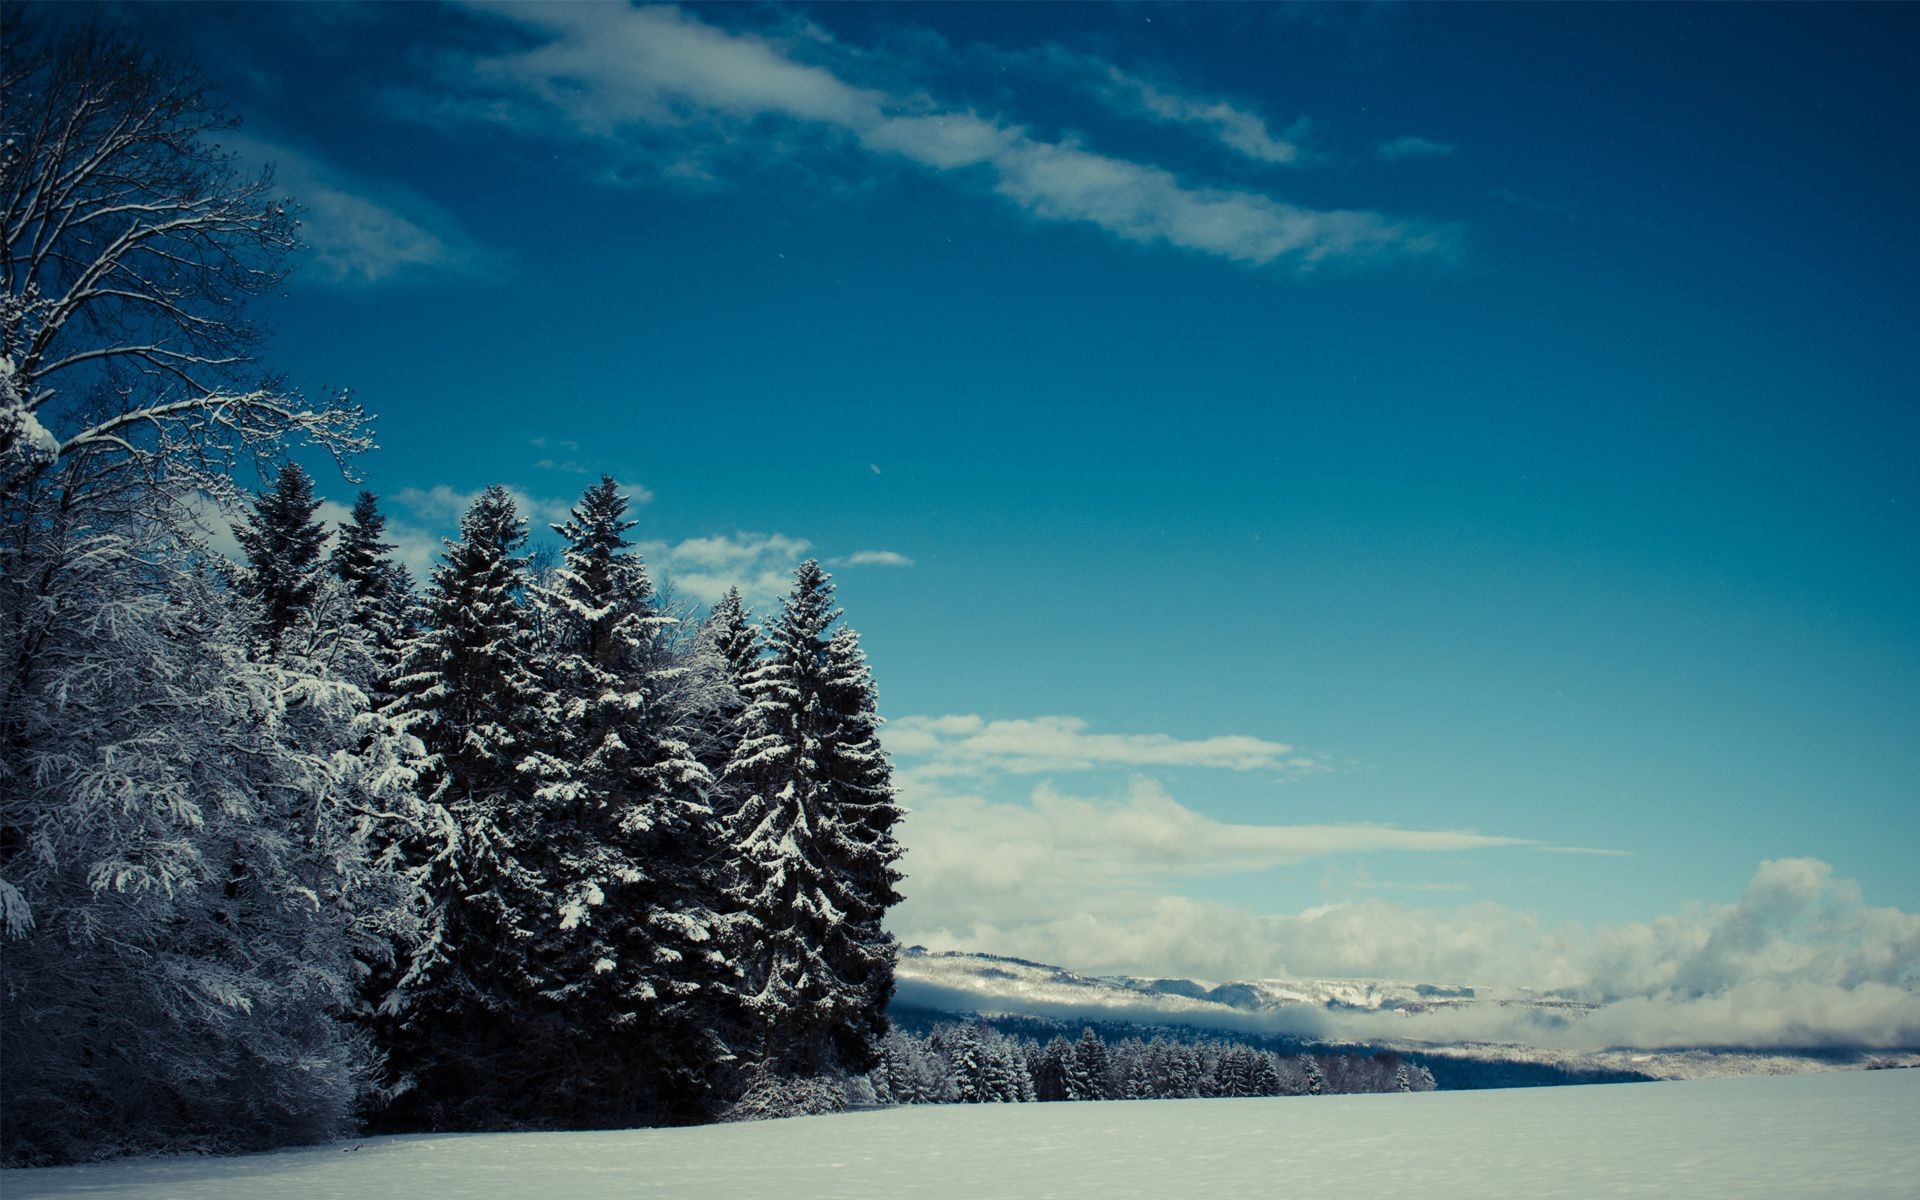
[866,1024,1437,1110]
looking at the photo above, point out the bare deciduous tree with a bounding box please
[0,7,366,507]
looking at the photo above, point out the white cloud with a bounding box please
[1377,135,1455,161]
[886,713,1318,775]
[899,776,1532,905]
[891,855,1920,1050]
[225,134,497,286]
[637,531,814,606]
[426,3,1451,271]
[386,483,579,578]
[1092,62,1306,165]
[392,483,573,530]
[833,549,914,568]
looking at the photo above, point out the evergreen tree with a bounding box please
[330,492,397,636]
[1300,1054,1326,1096]
[378,486,551,1129]
[693,587,759,809]
[724,561,903,1078]
[531,475,728,1124]
[947,1024,986,1102]
[233,463,328,653]
[383,562,423,644]
[1033,1037,1071,1102]
[1066,1028,1109,1100]
[1251,1050,1283,1096]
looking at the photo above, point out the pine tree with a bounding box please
[1066,1028,1109,1100]
[1300,1054,1326,1096]
[1033,1037,1071,1102]
[693,588,759,808]
[724,561,903,1079]
[331,493,398,633]
[234,463,328,653]
[383,562,423,643]
[947,1024,986,1102]
[377,485,551,1129]
[1251,1050,1283,1096]
[530,475,728,1124]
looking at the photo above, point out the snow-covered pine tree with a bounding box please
[1251,1050,1284,1096]
[529,475,730,1125]
[1033,1037,1072,1101]
[233,463,329,653]
[330,491,403,653]
[704,588,761,684]
[382,562,423,644]
[377,485,552,1129]
[1065,1028,1109,1100]
[1300,1054,1326,1096]
[724,561,903,1080]
[692,587,759,808]
[331,492,391,607]
[946,1024,986,1103]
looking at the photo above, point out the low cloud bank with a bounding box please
[894,858,1920,1051]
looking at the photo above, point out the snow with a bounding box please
[7,1069,1917,1199]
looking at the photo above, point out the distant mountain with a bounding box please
[891,947,1918,1082]
[893,945,1570,1026]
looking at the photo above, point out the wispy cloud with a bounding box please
[226,133,499,287]
[898,775,1535,918]
[413,3,1452,271]
[832,549,914,568]
[886,713,1322,776]
[1090,61,1308,165]
[526,436,602,477]
[1377,134,1455,161]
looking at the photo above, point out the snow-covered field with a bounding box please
[8,1068,1917,1199]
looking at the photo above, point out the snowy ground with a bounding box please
[7,1069,1917,1199]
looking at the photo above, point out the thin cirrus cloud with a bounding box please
[1377,134,1456,161]
[223,133,498,287]
[898,776,1535,899]
[1083,58,1308,165]
[885,713,1322,776]
[419,2,1453,270]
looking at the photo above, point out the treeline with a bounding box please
[869,1025,1436,1105]
[1,460,904,1162]
[0,13,901,1165]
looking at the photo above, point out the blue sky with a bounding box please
[114,2,1918,993]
